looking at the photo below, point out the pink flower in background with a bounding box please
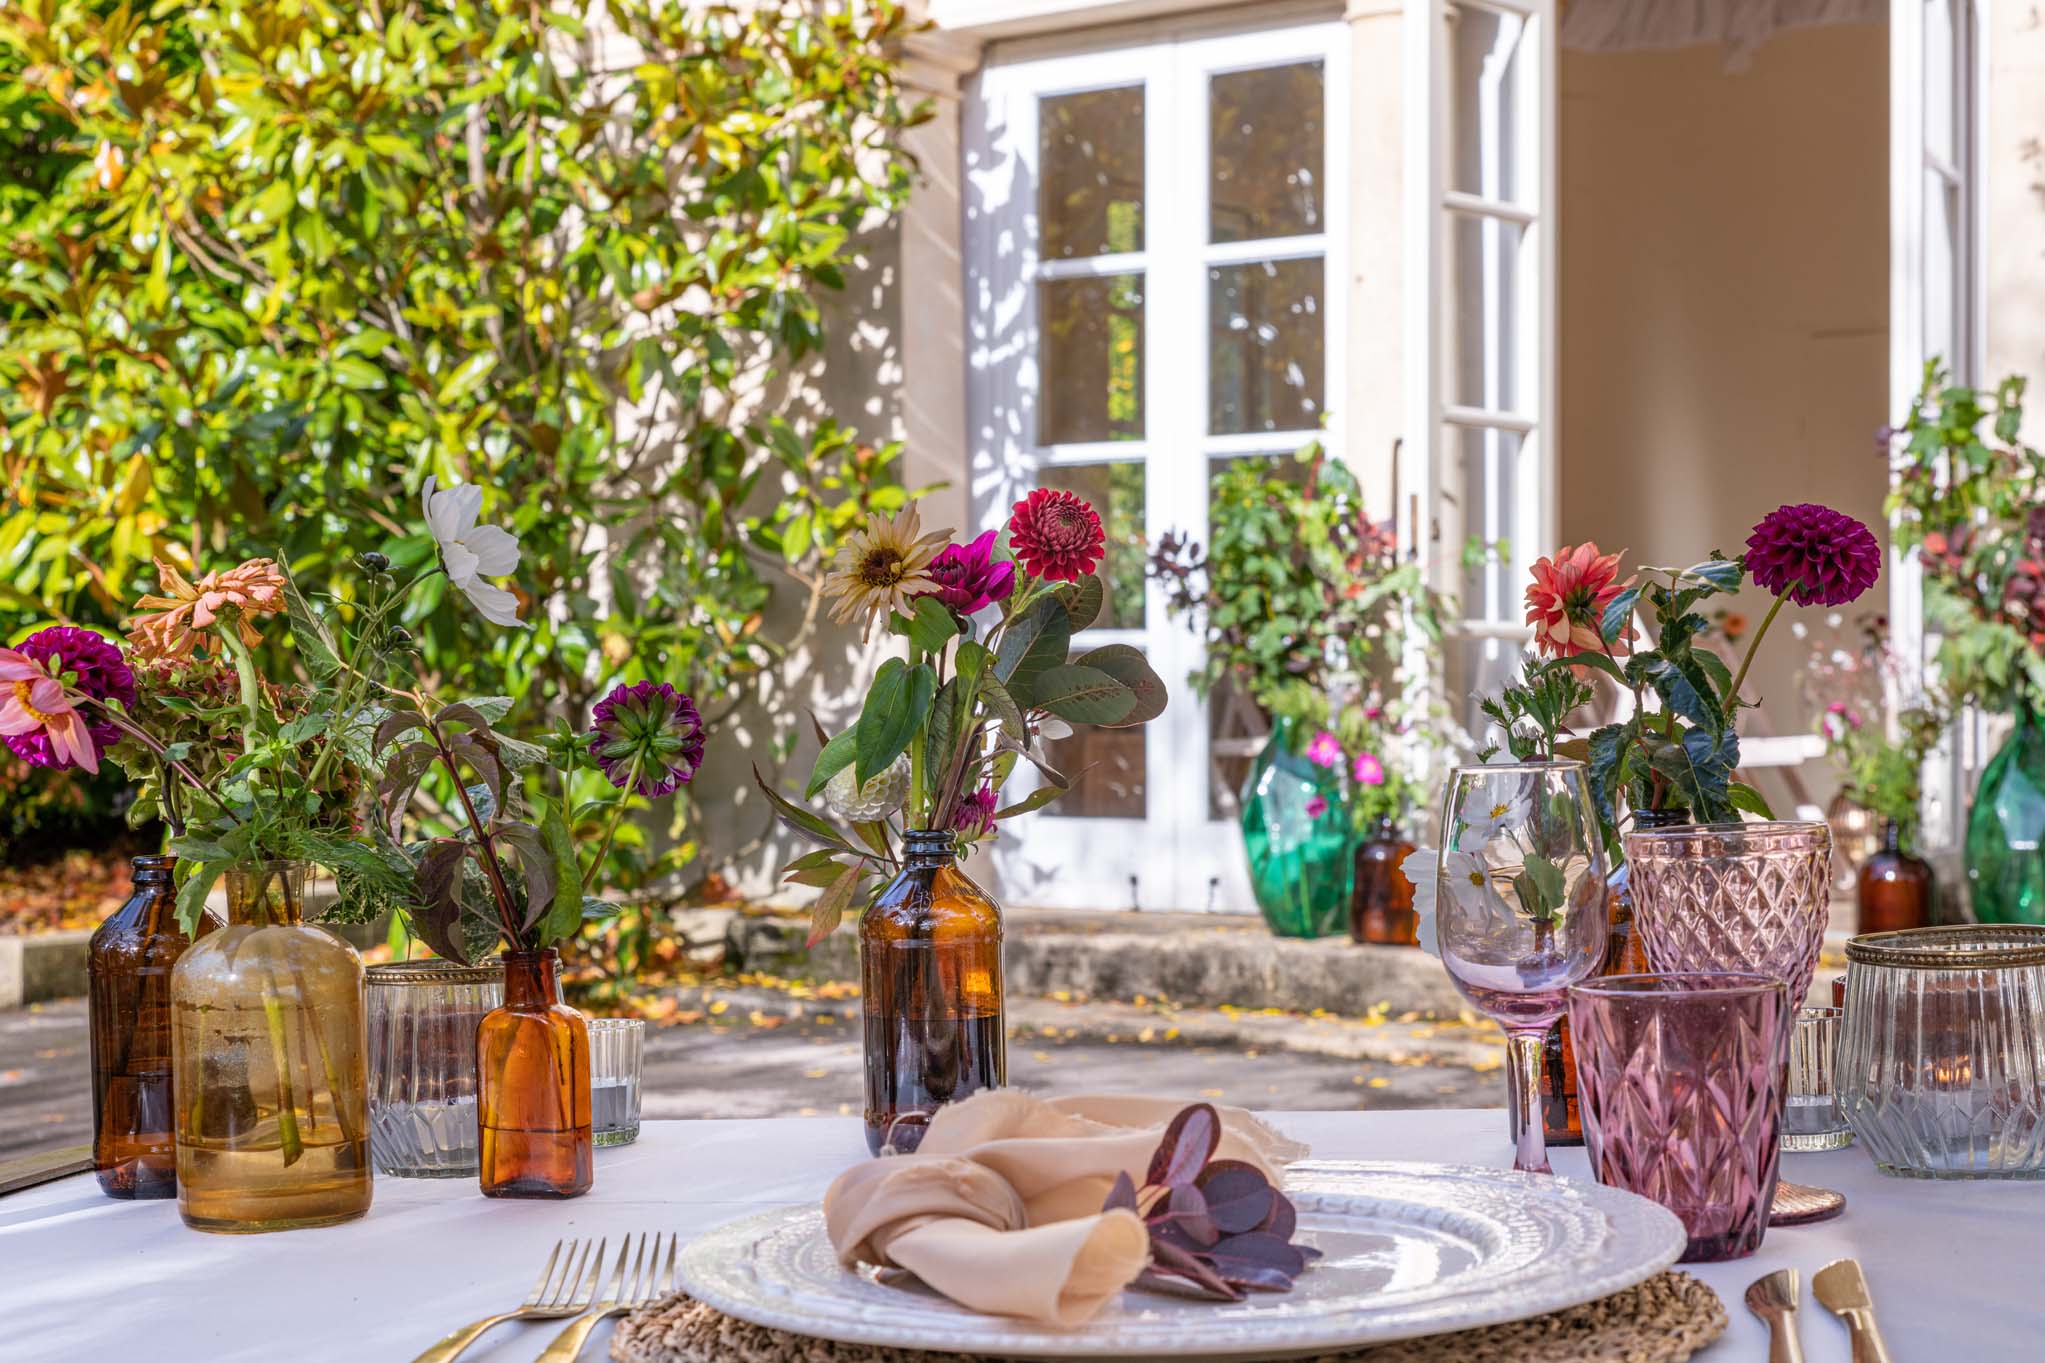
[1305,730,1343,769]
[924,530,1016,614]
[1745,503,1881,607]
[1305,795,1329,818]
[1353,752,1386,786]
[0,626,133,772]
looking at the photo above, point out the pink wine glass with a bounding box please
[1434,760,1609,1175]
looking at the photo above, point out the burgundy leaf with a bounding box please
[1103,1170,1138,1214]
[1213,1262,1300,1294]
[1197,1161,1276,1234]
[1260,1190,1298,1241]
[1145,1103,1221,1190]
[1144,1237,1242,1301]
[1165,1182,1219,1247]
[1207,1231,1307,1282]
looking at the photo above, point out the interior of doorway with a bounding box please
[1556,18,1892,817]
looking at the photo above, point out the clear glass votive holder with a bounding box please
[1784,1005,1853,1152]
[1568,973,1791,1263]
[366,960,504,1178]
[589,1018,645,1147]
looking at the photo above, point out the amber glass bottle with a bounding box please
[172,861,371,1232]
[1858,819,1934,934]
[1531,806,1682,1144]
[1349,816,1418,945]
[861,829,1005,1155]
[477,948,592,1198]
[89,854,222,1198]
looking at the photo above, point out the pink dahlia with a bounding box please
[1305,795,1329,818]
[1353,752,1386,786]
[1305,730,1344,769]
[951,784,999,839]
[586,681,704,798]
[924,530,1016,615]
[1007,488,1105,583]
[1745,504,1881,608]
[0,626,134,771]
[1525,543,1634,657]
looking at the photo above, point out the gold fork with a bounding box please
[411,1236,606,1363]
[535,1232,679,1362]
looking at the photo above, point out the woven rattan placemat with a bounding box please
[610,1271,1726,1363]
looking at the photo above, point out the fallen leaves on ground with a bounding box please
[0,846,140,935]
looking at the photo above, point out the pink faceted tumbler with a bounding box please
[1568,973,1791,1262]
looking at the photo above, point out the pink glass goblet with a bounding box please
[1568,972,1791,1262]
[1624,821,1832,1005]
[1435,760,1610,1175]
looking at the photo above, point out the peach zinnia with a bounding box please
[128,557,287,659]
[1525,542,1634,658]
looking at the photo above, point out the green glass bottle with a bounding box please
[1240,716,1351,937]
[1966,709,2045,924]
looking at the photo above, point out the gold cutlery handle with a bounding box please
[411,1311,516,1363]
[1840,1307,1893,1363]
[535,1309,614,1363]
[1766,1314,1806,1363]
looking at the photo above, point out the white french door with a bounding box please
[967,18,1348,910]
[1891,0,1984,859]
[1404,0,1558,731]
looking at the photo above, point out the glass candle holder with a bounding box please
[1568,972,1791,1263]
[1783,1005,1852,1152]
[1838,925,2045,1178]
[366,960,504,1178]
[589,1018,646,1147]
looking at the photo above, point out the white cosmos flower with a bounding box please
[1400,847,1446,958]
[422,475,525,627]
[1456,771,1532,852]
[1406,845,1518,961]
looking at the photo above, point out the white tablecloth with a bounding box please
[0,1110,2027,1361]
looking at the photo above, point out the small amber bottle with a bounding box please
[89,854,221,1198]
[1858,819,1934,935]
[1349,816,1418,945]
[477,948,593,1198]
[860,829,1006,1155]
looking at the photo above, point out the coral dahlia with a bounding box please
[1007,488,1105,583]
[1525,543,1634,657]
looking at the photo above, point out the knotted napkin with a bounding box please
[822,1091,1308,1327]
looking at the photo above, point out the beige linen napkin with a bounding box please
[822,1090,1308,1326]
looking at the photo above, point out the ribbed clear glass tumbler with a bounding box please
[1625,821,1832,1005]
[365,961,503,1178]
[1568,973,1791,1263]
[589,1018,646,1147]
[1838,925,2045,1178]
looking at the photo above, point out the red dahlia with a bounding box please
[1007,487,1105,582]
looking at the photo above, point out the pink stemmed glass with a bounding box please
[1434,760,1609,1175]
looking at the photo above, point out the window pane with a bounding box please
[1445,635,1523,738]
[1448,6,1528,205]
[1452,424,1522,625]
[1041,273,1145,444]
[1447,213,1525,413]
[1208,258,1325,435]
[1044,694,1147,819]
[1209,62,1324,244]
[1924,0,1956,169]
[1040,86,1146,259]
[1925,171,1958,368]
[1039,461,1146,629]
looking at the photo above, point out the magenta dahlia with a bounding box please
[1744,504,1881,608]
[1007,488,1105,583]
[951,784,999,838]
[586,681,705,797]
[2,626,134,769]
[924,530,1016,614]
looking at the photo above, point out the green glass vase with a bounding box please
[1966,709,2045,925]
[1239,716,1352,937]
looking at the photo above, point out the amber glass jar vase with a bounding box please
[89,854,222,1198]
[861,829,1006,1155]
[171,861,371,1233]
[1349,816,1418,945]
[1857,819,1934,934]
[477,948,592,1198]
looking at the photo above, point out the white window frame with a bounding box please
[967,14,1350,911]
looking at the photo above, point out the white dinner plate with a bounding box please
[676,1160,1687,1360]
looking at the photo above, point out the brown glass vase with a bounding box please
[89,854,222,1198]
[861,829,1005,1155]
[477,948,592,1198]
[1349,816,1418,945]
[1527,807,1682,1145]
[1857,819,1934,934]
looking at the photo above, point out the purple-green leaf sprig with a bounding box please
[586,680,705,797]
[1105,1103,1321,1302]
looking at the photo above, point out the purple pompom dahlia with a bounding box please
[586,681,705,798]
[2,626,134,769]
[1744,503,1881,608]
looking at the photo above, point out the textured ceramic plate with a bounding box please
[676,1161,1687,1360]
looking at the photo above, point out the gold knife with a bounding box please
[1812,1259,1894,1363]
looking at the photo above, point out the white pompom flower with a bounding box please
[825,755,911,822]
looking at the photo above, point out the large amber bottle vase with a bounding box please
[171,861,372,1232]
[89,854,223,1198]
[476,948,592,1198]
[860,829,1006,1155]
